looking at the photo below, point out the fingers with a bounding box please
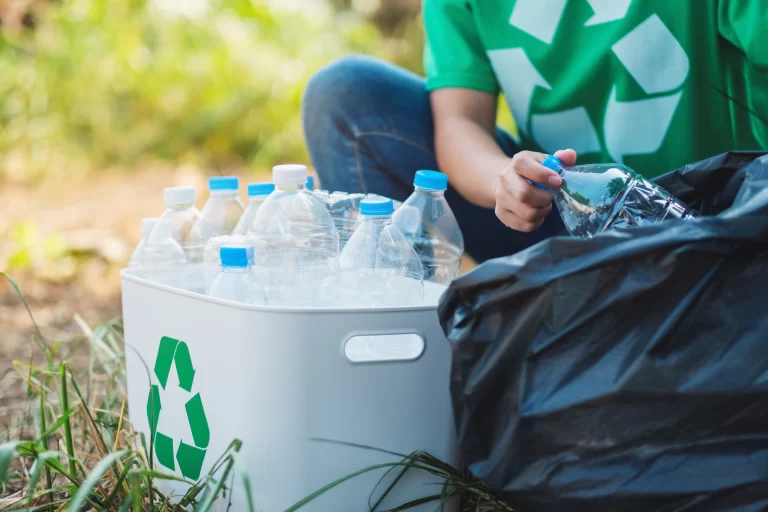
[510,151,562,187]
[553,148,577,166]
[494,203,552,232]
[494,149,577,232]
[500,169,552,208]
[494,170,553,232]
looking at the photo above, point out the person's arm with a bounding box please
[430,88,507,208]
[431,87,574,231]
[423,0,572,232]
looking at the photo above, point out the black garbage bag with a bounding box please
[439,152,768,512]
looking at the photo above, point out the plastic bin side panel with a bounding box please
[122,278,253,506]
[237,307,458,512]
[123,276,458,512]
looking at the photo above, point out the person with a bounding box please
[302,0,767,263]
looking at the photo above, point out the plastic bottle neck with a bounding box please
[221,266,249,273]
[166,202,194,211]
[414,186,446,198]
[275,184,307,193]
[360,215,392,225]
[248,194,269,203]
[209,190,238,198]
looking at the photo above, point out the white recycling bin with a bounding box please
[121,269,460,511]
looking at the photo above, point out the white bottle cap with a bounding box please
[164,186,196,206]
[272,164,308,187]
[141,217,158,237]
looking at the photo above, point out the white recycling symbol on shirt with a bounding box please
[487,0,690,163]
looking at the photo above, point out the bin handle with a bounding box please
[342,332,425,364]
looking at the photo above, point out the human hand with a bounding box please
[493,149,577,232]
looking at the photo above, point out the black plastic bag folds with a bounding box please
[439,152,768,512]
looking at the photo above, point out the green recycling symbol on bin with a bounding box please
[147,336,210,480]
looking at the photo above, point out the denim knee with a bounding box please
[302,55,391,138]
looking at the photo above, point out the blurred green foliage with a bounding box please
[0,0,424,182]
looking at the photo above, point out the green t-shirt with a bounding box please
[423,0,768,178]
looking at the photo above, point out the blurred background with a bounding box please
[0,0,428,367]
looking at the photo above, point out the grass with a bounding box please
[0,271,513,511]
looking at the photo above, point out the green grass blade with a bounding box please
[179,439,241,507]
[58,363,77,477]
[101,456,138,510]
[39,390,55,512]
[38,405,78,441]
[67,449,127,511]
[370,459,413,511]
[309,437,408,460]
[26,451,62,509]
[118,495,134,512]
[231,450,255,512]
[0,272,45,342]
[0,441,21,484]
[131,471,142,512]
[379,494,443,512]
[197,458,236,511]
[284,462,403,512]
[136,469,196,485]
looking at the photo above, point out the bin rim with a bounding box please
[120,268,447,314]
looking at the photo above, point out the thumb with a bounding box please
[553,149,577,166]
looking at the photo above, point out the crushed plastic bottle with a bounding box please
[143,186,216,292]
[313,191,401,250]
[313,190,367,250]
[392,170,464,285]
[250,164,340,306]
[541,155,696,238]
[128,217,158,269]
[208,245,265,305]
[200,176,245,236]
[337,198,424,307]
[233,182,275,236]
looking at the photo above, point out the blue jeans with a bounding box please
[301,55,564,263]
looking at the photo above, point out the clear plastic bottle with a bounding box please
[233,182,275,236]
[134,214,187,288]
[209,245,265,305]
[144,186,215,292]
[392,170,464,285]
[250,164,340,306]
[128,217,158,269]
[313,190,366,250]
[313,191,398,251]
[203,234,256,293]
[337,198,424,307]
[541,155,696,238]
[200,176,245,236]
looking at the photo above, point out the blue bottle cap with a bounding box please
[306,176,315,190]
[360,198,394,216]
[247,182,275,196]
[414,170,448,191]
[219,245,253,267]
[541,155,562,172]
[209,176,239,191]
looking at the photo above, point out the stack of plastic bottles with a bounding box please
[128,156,697,306]
[128,165,465,307]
